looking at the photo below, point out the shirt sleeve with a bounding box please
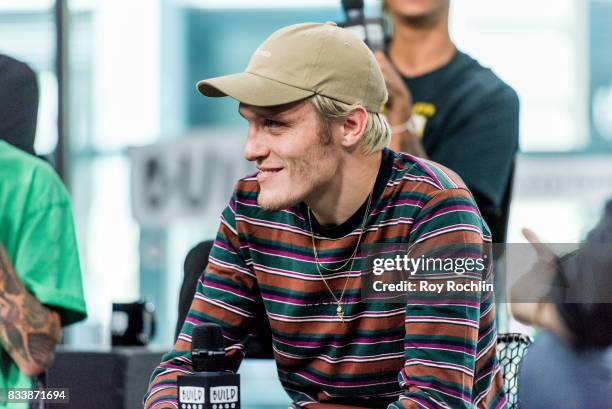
[144,196,262,409]
[15,165,87,326]
[388,188,497,409]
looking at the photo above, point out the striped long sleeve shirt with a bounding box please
[144,149,506,409]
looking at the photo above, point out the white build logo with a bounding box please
[179,386,205,404]
[179,385,238,409]
[210,386,238,404]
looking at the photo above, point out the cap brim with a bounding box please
[197,72,314,107]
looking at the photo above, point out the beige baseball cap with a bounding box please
[197,22,387,113]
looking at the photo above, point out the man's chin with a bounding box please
[257,190,300,212]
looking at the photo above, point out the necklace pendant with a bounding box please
[336,303,344,322]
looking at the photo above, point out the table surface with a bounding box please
[49,347,293,408]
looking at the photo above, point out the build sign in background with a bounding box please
[130,131,253,228]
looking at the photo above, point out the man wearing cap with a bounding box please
[145,22,505,409]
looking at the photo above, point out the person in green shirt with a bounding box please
[0,54,87,409]
[0,143,88,408]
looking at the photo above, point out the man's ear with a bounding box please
[340,107,368,148]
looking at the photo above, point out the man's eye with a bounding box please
[264,119,283,128]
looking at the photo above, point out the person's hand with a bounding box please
[374,51,412,127]
[521,228,557,266]
[510,228,560,326]
[514,228,559,299]
[511,229,577,338]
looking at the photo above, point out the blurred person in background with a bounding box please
[0,54,87,409]
[375,0,520,243]
[146,22,505,409]
[512,201,612,408]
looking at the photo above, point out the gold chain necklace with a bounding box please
[306,192,373,322]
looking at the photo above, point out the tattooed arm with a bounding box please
[0,244,61,377]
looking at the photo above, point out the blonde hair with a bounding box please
[309,94,391,155]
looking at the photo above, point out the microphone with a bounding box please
[177,323,241,409]
[339,0,387,52]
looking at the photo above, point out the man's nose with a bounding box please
[244,127,269,162]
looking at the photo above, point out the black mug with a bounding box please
[111,301,156,346]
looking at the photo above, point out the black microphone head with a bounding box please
[342,0,364,10]
[192,323,227,372]
[192,322,224,352]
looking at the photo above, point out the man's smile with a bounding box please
[257,166,284,182]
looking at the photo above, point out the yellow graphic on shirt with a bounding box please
[411,102,436,139]
[413,102,436,117]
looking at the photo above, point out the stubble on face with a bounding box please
[256,116,336,212]
[257,151,319,212]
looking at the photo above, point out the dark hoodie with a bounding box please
[0,54,39,155]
